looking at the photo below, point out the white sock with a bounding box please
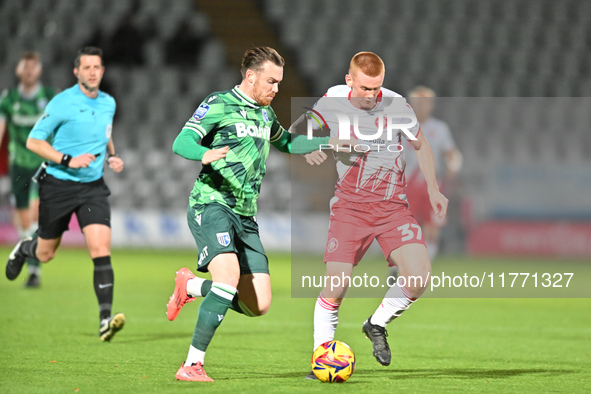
[17,223,38,239]
[28,266,41,275]
[17,225,27,239]
[313,295,341,351]
[370,285,417,327]
[27,222,38,237]
[184,345,206,366]
[426,241,439,261]
[186,277,207,297]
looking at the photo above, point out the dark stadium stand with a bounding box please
[1,0,590,229]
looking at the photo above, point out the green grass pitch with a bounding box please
[0,247,589,393]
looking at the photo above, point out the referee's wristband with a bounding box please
[60,154,72,168]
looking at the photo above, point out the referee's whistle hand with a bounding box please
[69,153,96,168]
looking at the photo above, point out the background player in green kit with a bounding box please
[0,51,55,287]
[166,46,349,382]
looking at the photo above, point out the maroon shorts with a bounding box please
[323,197,426,265]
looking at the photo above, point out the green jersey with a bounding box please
[181,87,286,216]
[0,85,55,168]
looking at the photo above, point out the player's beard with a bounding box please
[252,79,275,106]
[253,90,274,106]
[259,96,273,106]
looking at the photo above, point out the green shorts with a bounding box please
[10,164,40,209]
[187,202,269,275]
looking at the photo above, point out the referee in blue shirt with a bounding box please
[6,47,126,342]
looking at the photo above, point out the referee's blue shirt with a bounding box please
[29,84,116,182]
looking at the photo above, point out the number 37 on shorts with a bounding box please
[397,223,423,242]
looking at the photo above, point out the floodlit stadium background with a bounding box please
[1,0,590,259]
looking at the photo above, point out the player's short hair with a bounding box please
[240,46,285,78]
[349,52,385,78]
[409,85,436,97]
[19,51,41,64]
[74,46,104,68]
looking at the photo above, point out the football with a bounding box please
[310,340,356,383]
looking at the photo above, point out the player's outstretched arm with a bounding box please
[409,131,449,219]
[302,136,359,166]
[272,130,357,156]
[304,150,328,165]
[270,129,329,154]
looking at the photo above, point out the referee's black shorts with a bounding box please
[38,174,111,239]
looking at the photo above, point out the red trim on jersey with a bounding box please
[335,151,405,202]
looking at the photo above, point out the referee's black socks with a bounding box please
[93,256,114,321]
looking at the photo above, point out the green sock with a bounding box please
[27,257,41,275]
[27,257,41,269]
[191,283,236,352]
[230,297,257,316]
[198,279,256,316]
[201,280,212,296]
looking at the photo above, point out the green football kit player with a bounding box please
[0,51,54,287]
[166,47,349,382]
